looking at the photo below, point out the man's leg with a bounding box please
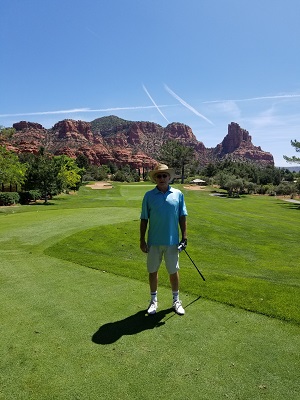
[170,271,185,315]
[147,272,158,314]
[170,271,180,302]
[169,271,179,292]
[147,246,160,314]
[149,271,158,292]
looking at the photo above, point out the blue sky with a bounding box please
[1,0,299,166]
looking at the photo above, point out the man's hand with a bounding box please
[140,239,148,253]
[178,238,187,252]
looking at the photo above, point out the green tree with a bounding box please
[283,139,300,164]
[76,153,90,170]
[159,140,194,183]
[35,149,58,203]
[215,172,234,189]
[275,182,296,196]
[216,173,244,197]
[0,146,27,190]
[55,156,83,192]
[245,181,257,194]
[202,163,218,177]
[112,164,139,182]
[23,148,59,203]
[21,151,83,202]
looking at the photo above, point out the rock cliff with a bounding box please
[1,116,274,168]
[213,122,274,165]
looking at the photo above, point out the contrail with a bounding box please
[0,105,174,118]
[142,84,170,123]
[164,84,214,125]
[203,94,300,104]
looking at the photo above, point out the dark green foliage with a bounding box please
[91,115,134,137]
[23,148,59,202]
[83,164,109,181]
[18,190,42,204]
[21,149,82,202]
[112,164,140,182]
[0,192,20,205]
[202,159,281,186]
[159,139,195,183]
[275,182,297,196]
[75,153,90,170]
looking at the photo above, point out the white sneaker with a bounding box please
[147,300,158,315]
[173,300,185,315]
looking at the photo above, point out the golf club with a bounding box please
[178,245,206,281]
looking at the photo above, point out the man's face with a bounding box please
[155,172,170,192]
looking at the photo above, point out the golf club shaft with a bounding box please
[184,249,206,281]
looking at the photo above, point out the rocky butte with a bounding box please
[1,116,274,168]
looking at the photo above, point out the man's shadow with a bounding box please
[92,308,173,345]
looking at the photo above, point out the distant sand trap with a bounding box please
[183,185,205,190]
[86,182,113,189]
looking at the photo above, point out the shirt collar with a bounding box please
[154,185,173,194]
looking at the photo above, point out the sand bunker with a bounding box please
[86,182,206,191]
[86,182,113,189]
[183,185,205,190]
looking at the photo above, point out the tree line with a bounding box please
[0,138,299,205]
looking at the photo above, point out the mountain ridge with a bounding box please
[1,116,274,168]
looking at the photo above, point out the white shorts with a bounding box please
[147,245,179,274]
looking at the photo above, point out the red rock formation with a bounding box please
[1,117,274,167]
[13,121,45,131]
[165,122,196,141]
[52,120,94,141]
[213,122,274,165]
[8,121,48,154]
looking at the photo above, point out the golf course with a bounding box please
[1,182,299,400]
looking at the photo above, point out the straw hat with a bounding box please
[149,163,175,183]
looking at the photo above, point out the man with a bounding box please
[140,163,188,315]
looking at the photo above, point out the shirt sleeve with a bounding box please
[140,193,149,220]
[179,193,188,217]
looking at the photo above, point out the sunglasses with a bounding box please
[156,174,169,179]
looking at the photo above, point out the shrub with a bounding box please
[18,190,42,204]
[275,182,296,196]
[257,184,270,195]
[0,192,20,206]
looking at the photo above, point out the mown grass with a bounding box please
[45,184,300,324]
[1,182,300,399]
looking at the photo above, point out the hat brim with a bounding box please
[149,169,175,183]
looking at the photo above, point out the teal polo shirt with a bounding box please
[140,185,188,246]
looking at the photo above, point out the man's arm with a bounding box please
[179,215,187,240]
[178,215,187,250]
[140,219,148,253]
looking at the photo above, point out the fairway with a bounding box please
[0,183,299,400]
